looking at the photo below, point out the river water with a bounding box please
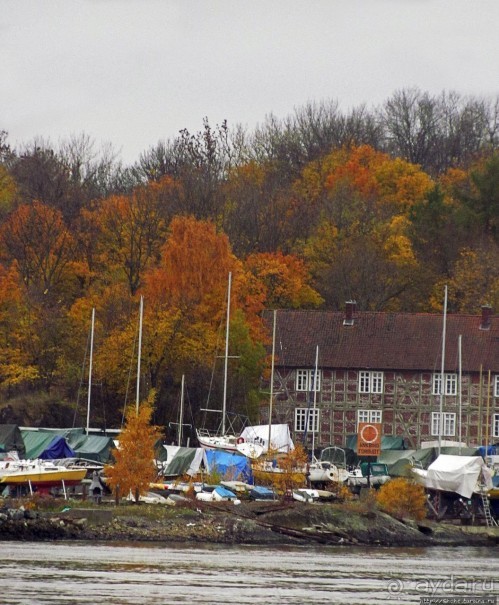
[0,542,497,604]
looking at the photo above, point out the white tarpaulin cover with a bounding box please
[424,454,492,498]
[239,424,294,454]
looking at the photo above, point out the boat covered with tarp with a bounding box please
[204,449,253,483]
[156,445,204,478]
[412,454,493,499]
[21,428,114,463]
[0,425,26,459]
[378,446,484,478]
[238,424,294,455]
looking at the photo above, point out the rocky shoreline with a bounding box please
[1,499,497,547]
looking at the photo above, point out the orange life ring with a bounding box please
[236,437,245,444]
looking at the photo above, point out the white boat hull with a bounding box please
[0,460,87,487]
[309,462,349,484]
[347,474,390,488]
[196,430,240,453]
[236,441,264,459]
[293,489,319,502]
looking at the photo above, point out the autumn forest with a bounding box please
[0,88,498,436]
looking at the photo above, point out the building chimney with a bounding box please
[480,305,492,330]
[344,300,357,326]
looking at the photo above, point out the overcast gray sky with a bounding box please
[2,0,499,165]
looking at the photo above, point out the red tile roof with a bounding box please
[265,309,499,373]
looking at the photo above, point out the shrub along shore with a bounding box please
[0,498,496,547]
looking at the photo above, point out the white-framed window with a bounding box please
[431,412,456,437]
[295,369,321,392]
[294,408,320,433]
[359,371,383,394]
[432,373,457,396]
[494,375,499,398]
[357,409,382,427]
[493,414,499,439]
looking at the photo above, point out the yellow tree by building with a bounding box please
[375,478,427,521]
[105,391,161,503]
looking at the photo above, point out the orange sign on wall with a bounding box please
[357,422,382,457]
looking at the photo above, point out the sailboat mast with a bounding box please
[485,370,491,454]
[311,345,319,462]
[268,309,276,452]
[458,334,462,453]
[222,273,231,435]
[438,285,447,455]
[136,295,144,415]
[86,308,95,435]
[178,374,185,447]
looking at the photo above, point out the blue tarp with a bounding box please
[213,486,237,499]
[22,431,64,459]
[249,486,277,500]
[39,435,76,460]
[204,450,253,483]
[478,445,498,457]
[21,428,115,462]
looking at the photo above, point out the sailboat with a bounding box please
[196,273,245,453]
[169,374,191,447]
[0,459,87,490]
[240,310,294,462]
[235,309,280,460]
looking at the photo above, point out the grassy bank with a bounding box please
[1,496,495,547]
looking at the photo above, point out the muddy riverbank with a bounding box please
[0,498,496,546]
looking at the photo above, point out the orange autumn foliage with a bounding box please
[325,145,383,199]
[253,444,308,493]
[244,251,323,309]
[375,477,427,521]
[105,392,162,502]
[144,215,238,312]
[92,187,166,295]
[0,262,39,387]
[0,200,76,299]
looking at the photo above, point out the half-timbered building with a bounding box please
[261,303,499,450]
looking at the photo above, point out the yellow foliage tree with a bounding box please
[375,477,427,521]
[105,391,162,503]
[0,165,17,218]
[0,263,40,390]
[92,187,166,296]
[373,156,433,212]
[254,444,308,494]
[429,247,499,313]
[244,251,323,309]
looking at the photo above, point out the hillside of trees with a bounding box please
[0,88,498,434]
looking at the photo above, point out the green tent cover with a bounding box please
[20,428,115,462]
[378,446,481,477]
[346,434,406,453]
[0,424,26,458]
